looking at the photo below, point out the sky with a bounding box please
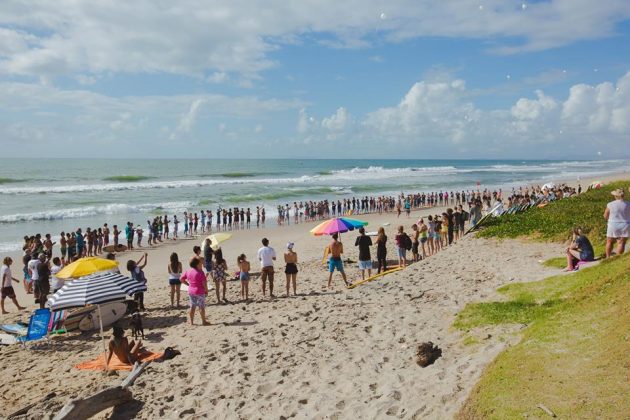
[1,0,630,159]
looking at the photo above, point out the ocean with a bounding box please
[1,158,628,252]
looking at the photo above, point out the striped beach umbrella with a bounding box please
[46,271,146,372]
[310,217,368,236]
[47,271,146,311]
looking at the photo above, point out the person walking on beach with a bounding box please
[1,257,26,314]
[604,188,629,258]
[257,238,276,298]
[375,227,388,274]
[237,254,250,302]
[354,228,373,281]
[168,252,182,308]
[180,258,209,326]
[284,242,298,297]
[327,233,349,288]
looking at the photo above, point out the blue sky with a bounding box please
[1,0,630,159]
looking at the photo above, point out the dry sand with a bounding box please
[1,170,627,419]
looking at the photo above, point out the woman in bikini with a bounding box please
[284,243,298,297]
[237,254,250,302]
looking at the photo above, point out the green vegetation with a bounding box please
[457,180,630,419]
[478,181,630,250]
[457,253,630,419]
[103,175,153,182]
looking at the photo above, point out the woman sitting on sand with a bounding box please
[565,227,595,271]
[107,325,143,366]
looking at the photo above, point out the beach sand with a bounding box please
[0,170,626,418]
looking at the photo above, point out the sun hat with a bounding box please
[611,188,624,197]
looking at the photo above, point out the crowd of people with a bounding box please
[6,182,626,322]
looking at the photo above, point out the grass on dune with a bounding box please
[457,182,630,419]
[477,180,630,251]
[456,253,630,419]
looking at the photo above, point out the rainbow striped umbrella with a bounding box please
[310,217,368,236]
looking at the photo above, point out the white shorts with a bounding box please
[358,260,372,270]
[607,222,630,238]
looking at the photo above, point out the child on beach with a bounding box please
[395,226,409,268]
[168,252,182,308]
[284,242,298,296]
[1,257,26,314]
[180,258,209,326]
[127,253,148,311]
[213,256,228,304]
[237,254,250,302]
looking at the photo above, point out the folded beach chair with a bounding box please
[49,310,68,335]
[18,308,52,348]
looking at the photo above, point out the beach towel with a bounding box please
[75,350,163,371]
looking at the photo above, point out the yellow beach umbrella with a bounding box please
[56,257,119,280]
[201,233,232,251]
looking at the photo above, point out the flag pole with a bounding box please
[98,304,108,373]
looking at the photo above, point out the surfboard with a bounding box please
[103,244,127,253]
[465,202,503,235]
[64,306,98,332]
[78,301,127,332]
[0,333,18,345]
[0,323,28,335]
[346,266,404,289]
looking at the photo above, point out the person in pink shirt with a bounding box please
[180,258,209,326]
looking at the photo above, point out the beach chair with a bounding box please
[17,308,52,348]
[49,310,68,335]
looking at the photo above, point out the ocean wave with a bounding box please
[0,201,195,224]
[0,241,23,252]
[1,161,626,195]
[0,177,27,184]
[222,187,338,204]
[103,175,155,182]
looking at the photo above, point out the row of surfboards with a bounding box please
[0,301,127,345]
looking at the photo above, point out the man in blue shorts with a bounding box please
[327,233,349,289]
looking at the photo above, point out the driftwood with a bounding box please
[537,403,557,418]
[53,387,132,420]
[54,361,151,420]
[409,289,433,301]
[7,392,56,419]
[121,361,151,389]
[295,334,321,346]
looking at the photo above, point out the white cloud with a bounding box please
[322,107,349,131]
[297,108,316,133]
[0,1,629,79]
[177,99,205,132]
[206,72,228,84]
[360,71,630,157]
